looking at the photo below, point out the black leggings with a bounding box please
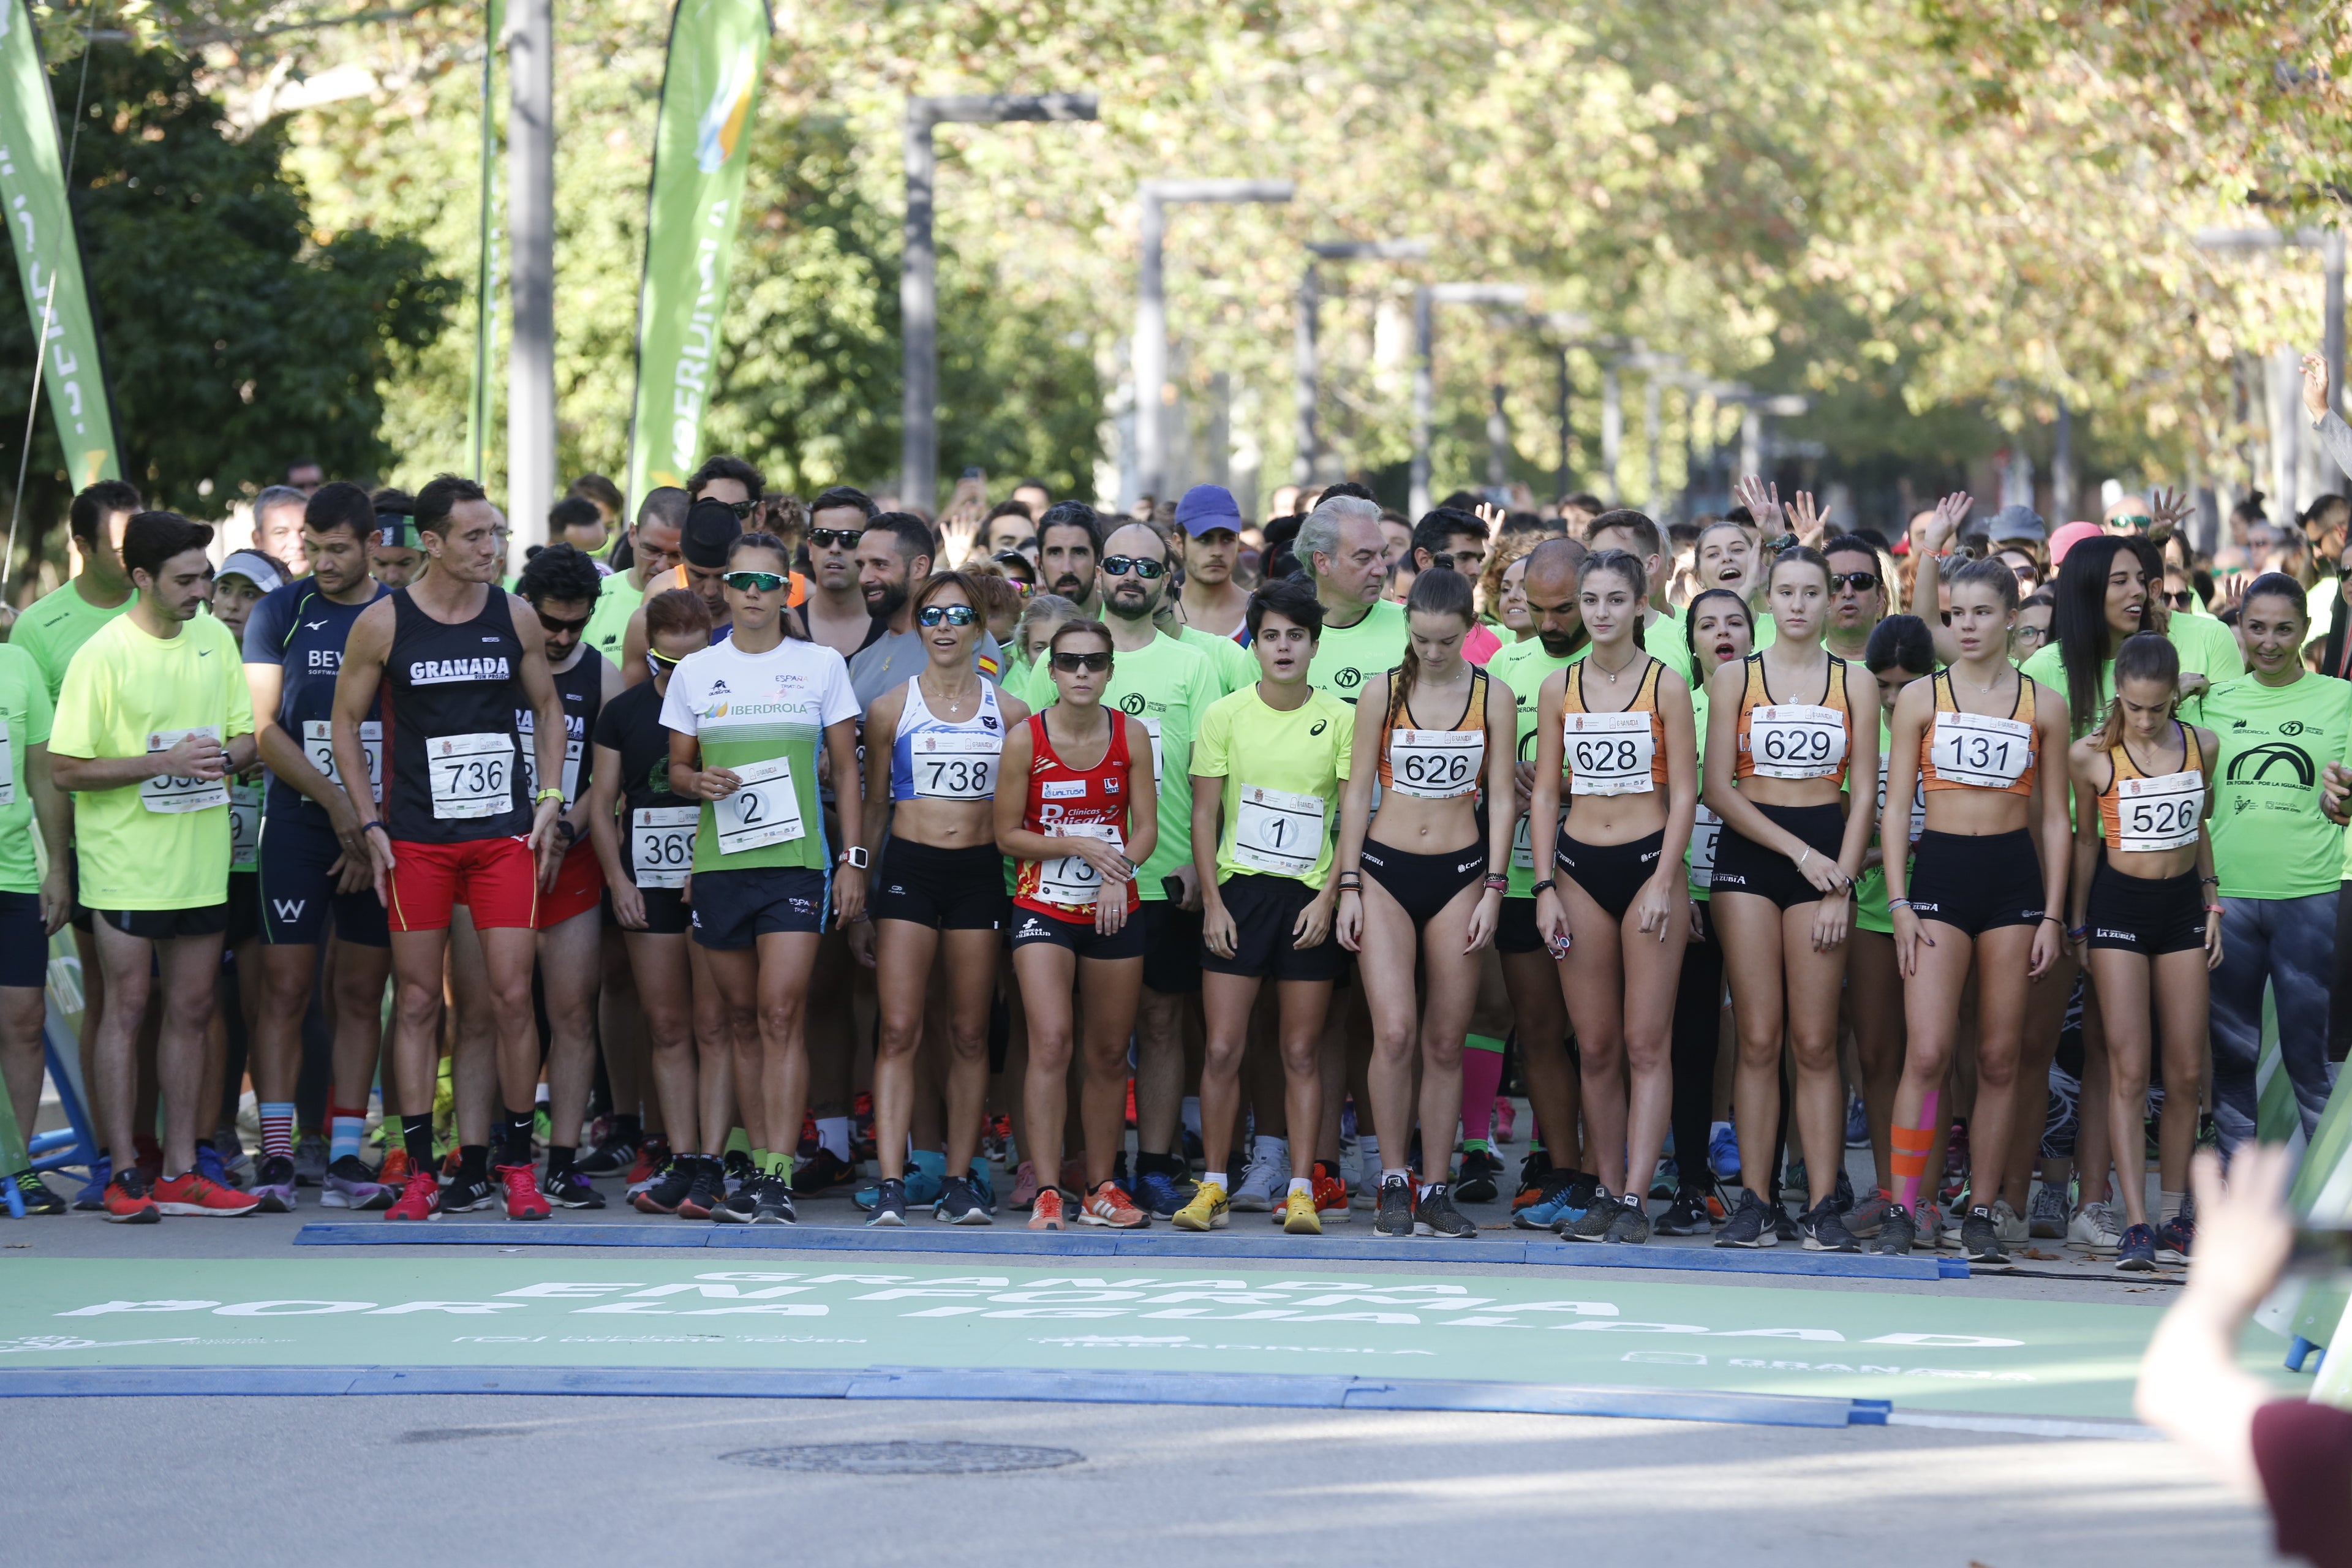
[1669,900,1725,1198]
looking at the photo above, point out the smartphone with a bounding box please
[1162,875,1186,904]
[961,466,985,481]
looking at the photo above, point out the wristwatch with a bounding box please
[837,846,869,870]
[1530,878,1557,895]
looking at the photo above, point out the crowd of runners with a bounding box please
[7,354,2352,1277]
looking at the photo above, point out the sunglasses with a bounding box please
[2113,514,2155,532]
[1828,571,1879,593]
[809,527,864,550]
[717,499,757,521]
[535,611,592,635]
[1050,650,1113,673]
[1101,556,1167,579]
[646,647,687,670]
[918,604,979,628]
[2165,590,2197,610]
[720,570,789,594]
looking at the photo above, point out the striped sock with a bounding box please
[1891,1091,1940,1212]
[260,1102,296,1161]
[329,1106,367,1164]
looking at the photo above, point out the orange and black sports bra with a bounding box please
[1379,665,1488,797]
[1561,656,1670,794]
[1733,652,1852,783]
[2097,722,2206,853]
[1919,670,2039,797]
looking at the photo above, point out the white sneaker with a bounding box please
[2069,1202,2121,1256]
[1992,1197,2029,1247]
[1231,1148,1288,1212]
[2027,1182,2069,1239]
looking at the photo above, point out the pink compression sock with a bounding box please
[1460,1036,1506,1148]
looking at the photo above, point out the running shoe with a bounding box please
[1232,1148,1288,1212]
[544,1167,606,1210]
[1414,1183,1477,1239]
[633,1156,694,1215]
[866,1176,908,1227]
[1513,1169,1600,1231]
[968,1163,998,1215]
[193,1142,237,1191]
[152,1169,262,1217]
[213,1123,250,1178]
[574,1134,636,1178]
[1283,1188,1323,1235]
[1844,1095,1870,1149]
[1915,1200,1952,1250]
[1455,1146,1503,1204]
[791,1147,858,1197]
[1028,1187,1066,1231]
[678,1158,724,1221]
[1079,1180,1148,1229]
[2156,1212,2195,1264]
[722,1150,756,1195]
[1706,1123,1741,1183]
[321,1155,393,1210]
[293,1133,330,1187]
[1654,1188,1711,1237]
[935,1174,993,1226]
[1959,1204,2008,1264]
[442,1171,498,1214]
[855,1149,946,1210]
[1607,1197,1653,1244]
[1312,1161,1351,1223]
[748,1176,796,1224]
[1872,1204,1917,1255]
[249,1154,298,1213]
[1992,1197,2029,1248]
[712,1182,760,1224]
[2068,1202,2121,1256]
[1510,1148,1555,1212]
[1494,1099,1518,1144]
[2116,1223,2159,1272]
[75,1155,113,1212]
[1173,1180,1229,1232]
[385,1169,442,1222]
[1773,1203,1801,1245]
[11,1170,66,1215]
[497,1163,551,1221]
[1561,1186,1620,1243]
[625,1137,671,1189]
[1714,1189,1777,1248]
[379,1147,412,1189]
[2027,1182,2070,1239]
[1798,1196,1860,1253]
[100,1168,159,1223]
[1842,1189,1893,1240]
[1009,1160,1040,1211]
[1374,1174,1417,1238]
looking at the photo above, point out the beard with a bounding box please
[1106,584,1157,622]
[1537,626,1581,657]
[865,577,909,621]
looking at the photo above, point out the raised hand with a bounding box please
[1732,475,1782,530]
[2304,352,2331,421]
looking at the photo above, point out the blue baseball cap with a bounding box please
[1174,484,1242,537]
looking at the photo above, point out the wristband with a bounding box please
[534,787,564,805]
[1530,878,1557,896]
[1483,874,1509,892]
[2068,924,2089,941]
[1336,872,1362,889]
[2038,914,2062,924]
[2203,903,2224,915]
[1885,897,1911,911]
[362,821,390,839]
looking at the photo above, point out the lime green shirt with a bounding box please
[1487,635,1589,899]
[48,612,255,910]
[1192,684,1354,889]
[584,568,647,668]
[1645,605,1695,685]
[2022,617,2245,737]
[0,643,56,895]
[2189,674,2352,899]
[1305,597,1408,706]
[658,635,860,875]
[1178,624,1257,697]
[10,577,135,701]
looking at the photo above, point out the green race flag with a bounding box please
[624,0,771,507]
[0,0,119,486]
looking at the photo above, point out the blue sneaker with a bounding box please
[856,1149,946,1211]
[1844,1094,1870,1148]
[1136,1167,1188,1220]
[2116,1222,2159,1273]
[1512,1169,1598,1230]
[194,1142,235,1190]
[73,1155,113,1212]
[1707,1123,1741,1183]
[967,1163,998,1215]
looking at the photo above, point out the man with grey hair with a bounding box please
[1298,496,1407,703]
[250,484,312,578]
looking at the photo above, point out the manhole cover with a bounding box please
[721,1441,1082,1476]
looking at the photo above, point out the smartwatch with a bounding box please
[838,846,869,870]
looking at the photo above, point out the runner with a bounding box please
[619,486,752,683]
[1175,483,1251,641]
[1529,547,1698,1243]
[331,474,570,1223]
[1883,560,2073,1263]
[996,617,1158,1231]
[2067,633,2221,1272]
[855,570,1028,1226]
[239,482,396,1211]
[1179,579,1352,1235]
[48,511,262,1220]
[663,531,865,1224]
[1703,543,1877,1251]
[1334,564,1517,1239]
[583,487,688,665]
[1036,502,1105,617]
[799,487,886,661]
[1585,509,1695,685]
[366,490,427,589]
[0,635,70,1213]
[205,548,279,1188]
[590,588,728,1218]
[1298,496,1410,704]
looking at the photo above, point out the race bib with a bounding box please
[141,727,228,814]
[2116,770,2202,853]
[521,736,585,809]
[1874,755,1925,842]
[911,731,1000,800]
[1038,822,1122,908]
[1566,710,1655,796]
[631,804,698,888]
[1387,728,1482,797]
[1136,715,1165,787]
[1931,710,2032,790]
[426,732,514,820]
[1512,805,1569,870]
[1688,802,1722,889]
[1749,703,1846,780]
[1233,784,1325,877]
[714,754,805,854]
[302,719,383,799]
[228,780,261,871]
[0,715,12,808]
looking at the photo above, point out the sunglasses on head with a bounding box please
[809,527,864,550]
[720,570,789,594]
[918,604,979,628]
[1050,650,1112,673]
[1101,555,1167,579]
[1828,570,1879,593]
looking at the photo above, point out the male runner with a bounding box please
[982,501,1039,563]
[1296,495,1408,704]
[801,486,887,660]
[1036,502,1104,616]
[48,511,261,1220]
[620,492,745,684]
[368,489,428,589]
[0,636,70,1212]
[331,474,568,1222]
[584,486,687,666]
[240,482,398,1210]
[248,486,312,578]
[1011,478,1052,519]
[1175,484,1251,641]
[848,512,1006,701]
[1586,509,1693,684]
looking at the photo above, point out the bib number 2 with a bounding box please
[714,755,805,854]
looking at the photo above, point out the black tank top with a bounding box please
[383,586,530,842]
[518,646,608,808]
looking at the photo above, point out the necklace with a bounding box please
[1591,647,1643,684]
[1962,662,2006,695]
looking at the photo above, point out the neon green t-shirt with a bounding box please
[1178,624,1257,697]
[1306,597,1408,706]
[0,643,56,895]
[584,568,647,668]
[1487,635,1589,899]
[1644,605,1695,685]
[658,635,860,875]
[2190,673,2352,900]
[1191,683,1354,890]
[48,611,255,911]
[2022,617,2245,737]
[10,577,135,701]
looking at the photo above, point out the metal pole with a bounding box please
[1294,260,1318,486]
[900,103,937,513]
[1600,363,1621,506]
[1487,383,1509,490]
[505,0,554,548]
[468,0,501,485]
[1741,406,1762,480]
[1135,191,1167,505]
[1410,285,1433,516]
[2053,396,2073,519]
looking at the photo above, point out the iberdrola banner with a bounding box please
[624,0,771,507]
[0,0,120,486]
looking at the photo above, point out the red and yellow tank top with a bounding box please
[1733,652,1852,783]
[1920,669,2038,797]
[1561,656,1669,796]
[2097,722,2205,854]
[1013,710,1141,919]
[1378,665,1488,798]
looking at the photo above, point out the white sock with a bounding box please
[818,1117,851,1161]
[1202,1170,1228,1191]
[1381,1166,1409,1186]
[1288,1176,1313,1198]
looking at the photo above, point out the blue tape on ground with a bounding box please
[292,1223,1948,1280]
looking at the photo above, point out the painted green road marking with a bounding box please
[0,1258,2294,1420]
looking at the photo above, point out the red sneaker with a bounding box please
[102,1169,160,1224]
[152,1170,262,1217]
[1079,1180,1148,1229]
[498,1163,551,1221]
[385,1170,442,1221]
[1027,1187,1066,1231]
[625,1136,670,1188]
[1313,1159,1351,1223]
[379,1147,412,1188]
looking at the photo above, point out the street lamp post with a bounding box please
[1134,178,1295,505]
[902,92,1097,513]
[505,0,554,547]
[1409,282,1529,516]
[1295,238,1430,484]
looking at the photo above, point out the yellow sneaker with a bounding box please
[1283,1187,1323,1235]
[1173,1180,1229,1232]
